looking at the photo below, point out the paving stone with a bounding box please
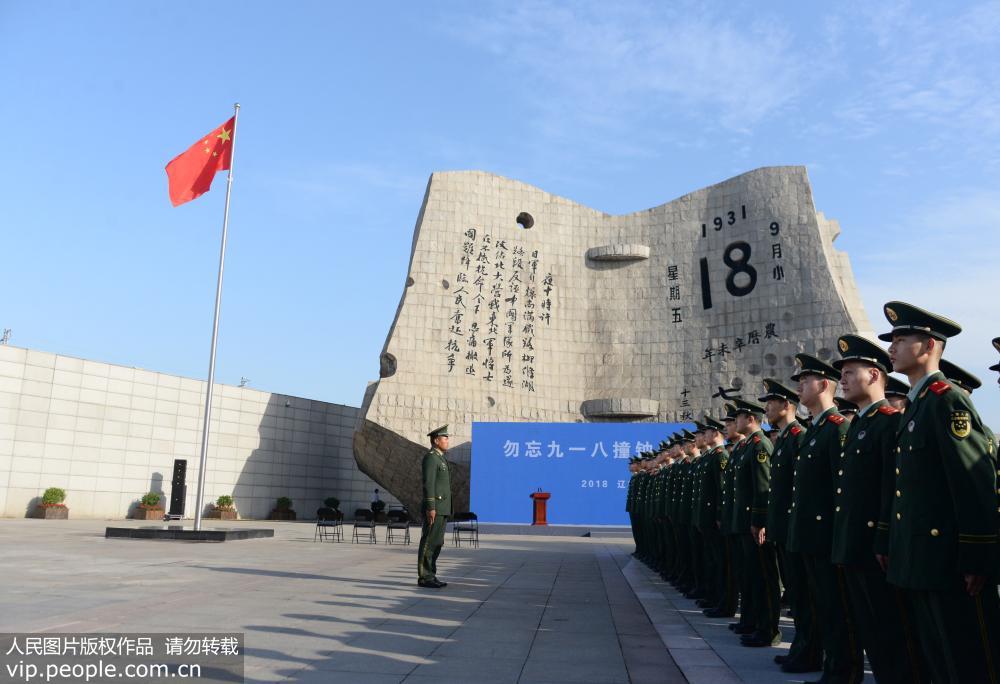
[0,520,683,683]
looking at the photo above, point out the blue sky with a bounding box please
[2,1,998,425]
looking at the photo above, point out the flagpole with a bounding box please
[193,102,240,531]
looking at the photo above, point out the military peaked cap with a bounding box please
[791,353,841,382]
[990,337,1000,372]
[834,397,859,415]
[722,403,737,422]
[703,414,725,431]
[940,358,982,393]
[732,397,766,416]
[833,334,892,374]
[427,425,449,438]
[878,300,962,342]
[759,378,798,404]
[885,375,910,397]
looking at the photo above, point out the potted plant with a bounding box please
[269,496,296,521]
[132,492,164,520]
[323,496,340,512]
[34,487,68,519]
[207,495,238,520]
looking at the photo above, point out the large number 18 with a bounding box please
[697,241,757,310]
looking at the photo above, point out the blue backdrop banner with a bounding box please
[470,422,691,525]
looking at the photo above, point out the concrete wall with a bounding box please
[0,345,397,520]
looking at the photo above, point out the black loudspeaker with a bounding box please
[168,459,187,516]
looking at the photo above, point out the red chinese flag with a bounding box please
[165,117,235,207]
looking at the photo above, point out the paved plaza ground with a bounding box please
[0,519,869,683]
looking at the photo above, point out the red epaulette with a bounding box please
[877,405,900,415]
[753,434,761,444]
[929,380,951,395]
[828,414,846,425]
[790,425,802,436]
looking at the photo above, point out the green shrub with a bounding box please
[323,497,340,510]
[42,488,66,505]
[140,492,162,507]
[371,500,386,513]
[216,495,234,509]
[276,496,293,510]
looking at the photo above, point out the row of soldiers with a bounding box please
[625,301,1000,683]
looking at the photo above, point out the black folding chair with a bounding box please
[451,511,479,548]
[314,507,343,542]
[385,509,411,545]
[352,509,377,544]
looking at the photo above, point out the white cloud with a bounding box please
[827,1,1000,144]
[444,2,808,141]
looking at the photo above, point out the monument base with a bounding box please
[105,525,274,542]
[478,523,631,537]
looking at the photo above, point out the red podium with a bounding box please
[530,491,551,526]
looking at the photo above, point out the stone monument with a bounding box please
[353,166,871,513]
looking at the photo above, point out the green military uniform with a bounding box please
[832,335,922,683]
[788,354,863,684]
[626,460,640,554]
[633,466,648,560]
[878,302,1000,682]
[685,429,708,599]
[417,425,452,585]
[731,398,781,646]
[727,431,754,632]
[760,379,821,672]
[667,438,685,582]
[675,437,696,592]
[641,457,657,564]
[657,456,674,578]
[939,359,996,455]
[641,456,657,567]
[696,416,727,612]
[709,406,739,617]
[660,443,679,580]
[651,458,669,572]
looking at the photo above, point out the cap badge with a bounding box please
[886,306,898,322]
[838,339,849,353]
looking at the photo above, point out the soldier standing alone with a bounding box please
[417,425,452,589]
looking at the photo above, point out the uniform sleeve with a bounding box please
[751,438,773,528]
[936,393,998,574]
[422,452,438,512]
[874,413,901,555]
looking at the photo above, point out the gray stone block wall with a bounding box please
[0,345,396,519]
[354,167,873,513]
